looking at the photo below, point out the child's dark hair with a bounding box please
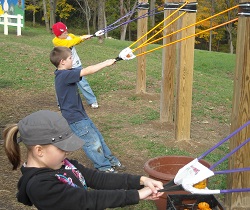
[50,47,72,68]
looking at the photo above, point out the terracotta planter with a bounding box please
[144,156,211,210]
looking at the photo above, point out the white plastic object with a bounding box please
[95,30,105,37]
[118,47,136,60]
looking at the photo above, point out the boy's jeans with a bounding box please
[73,66,97,105]
[69,118,120,171]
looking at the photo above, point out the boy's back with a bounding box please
[55,68,88,124]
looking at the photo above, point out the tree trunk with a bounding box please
[120,0,137,41]
[209,0,214,51]
[120,0,126,40]
[42,0,50,32]
[98,0,105,43]
[32,0,36,27]
[49,0,56,28]
[84,0,91,34]
[33,11,35,26]
[75,0,91,34]
[227,24,234,54]
[92,0,97,32]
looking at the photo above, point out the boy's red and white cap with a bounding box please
[52,22,67,37]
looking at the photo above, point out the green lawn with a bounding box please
[0,24,236,209]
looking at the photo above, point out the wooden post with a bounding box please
[226,1,250,208]
[160,0,179,123]
[175,1,196,141]
[136,0,148,94]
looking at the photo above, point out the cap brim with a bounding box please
[53,133,84,152]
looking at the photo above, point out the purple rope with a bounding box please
[198,120,250,160]
[103,3,143,32]
[210,137,250,170]
[220,188,250,193]
[104,3,141,31]
[103,4,165,33]
[104,11,163,33]
[215,167,250,174]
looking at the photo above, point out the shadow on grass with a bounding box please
[0,79,14,88]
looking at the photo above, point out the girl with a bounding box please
[3,110,164,210]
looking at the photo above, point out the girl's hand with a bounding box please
[140,176,164,194]
[138,187,164,200]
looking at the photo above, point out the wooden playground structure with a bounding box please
[135,0,250,208]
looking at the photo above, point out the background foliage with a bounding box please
[24,0,239,53]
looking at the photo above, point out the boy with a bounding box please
[50,46,126,173]
[52,22,98,109]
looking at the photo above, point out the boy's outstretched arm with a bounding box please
[80,59,116,76]
[53,34,92,48]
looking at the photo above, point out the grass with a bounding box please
[0,24,235,209]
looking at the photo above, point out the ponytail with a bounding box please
[3,124,21,170]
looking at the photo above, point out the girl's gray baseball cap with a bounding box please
[18,110,84,151]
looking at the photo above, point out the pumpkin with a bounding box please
[198,202,210,209]
[194,179,207,189]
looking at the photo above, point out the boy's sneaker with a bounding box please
[90,102,99,109]
[104,168,118,173]
[112,163,126,172]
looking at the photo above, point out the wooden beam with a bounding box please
[175,0,196,141]
[136,0,148,94]
[226,0,250,208]
[160,0,179,123]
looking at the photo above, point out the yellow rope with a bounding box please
[129,1,189,48]
[134,4,239,50]
[133,12,186,51]
[136,18,238,57]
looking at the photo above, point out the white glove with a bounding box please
[174,158,214,186]
[95,30,105,37]
[182,181,220,194]
[118,47,136,60]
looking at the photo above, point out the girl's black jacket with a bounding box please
[17,159,142,210]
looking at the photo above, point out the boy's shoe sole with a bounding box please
[99,168,118,173]
[112,164,126,172]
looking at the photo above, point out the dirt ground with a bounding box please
[0,87,230,210]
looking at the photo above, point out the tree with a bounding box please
[56,0,75,21]
[196,0,217,50]
[49,0,57,27]
[98,0,105,43]
[220,0,239,54]
[40,0,76,31]
[89,0,98,32]
[196,0,238,52]
[119,0,137,41]
[25,0,41,26]
[42,0,50,32]
[75,0,91,34]
[209,0,215,51]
